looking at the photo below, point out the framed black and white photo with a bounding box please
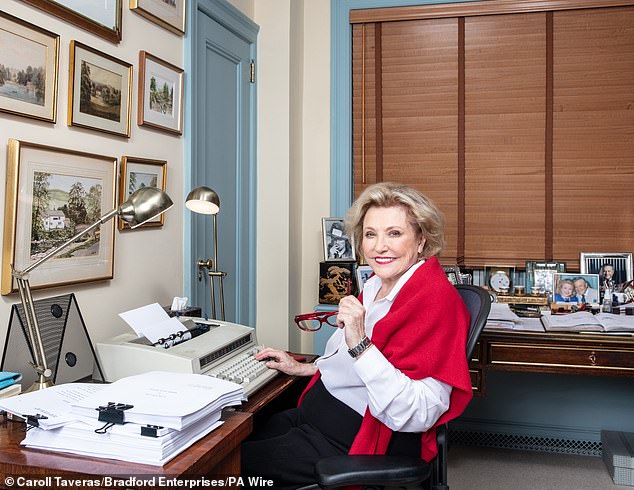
[138,51,184,135]
[68,40,132,137]
[580,252,633,290]
[0,12,59,122]
[356,264,373,292]
[525,260,566,295]
[321,218,355,262]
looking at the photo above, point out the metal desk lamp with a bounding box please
[12,186,174,392]
[185,186,226,321]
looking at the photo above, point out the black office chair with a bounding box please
[309,284,491,490]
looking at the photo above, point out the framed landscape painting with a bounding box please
[0,11,59,122]
[68,41,132,137]
[130,0,186,35]
[118,156,167,230]
[138,51,184,134]
[1,139,117,295]
[21,0,122,43]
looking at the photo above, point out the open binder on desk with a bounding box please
[541,311,634,333]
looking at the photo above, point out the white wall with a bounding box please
[229,0,331,351]
[0,2,185,350]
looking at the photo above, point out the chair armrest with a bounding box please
[314,455,431,489]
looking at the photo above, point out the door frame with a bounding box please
[185,0,259,324]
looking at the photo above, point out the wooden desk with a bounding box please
[471,329,634,396]
[0,372,310,488]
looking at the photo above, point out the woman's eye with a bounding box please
[389,230,401,237]
[364,231,375,238]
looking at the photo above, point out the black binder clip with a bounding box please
[141,424,167,438]
[23,413,48,431]
[95,402,134,434]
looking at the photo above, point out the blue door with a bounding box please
[188,0,258,325]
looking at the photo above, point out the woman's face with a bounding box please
[361,205,424,290]
[561,282,574,297]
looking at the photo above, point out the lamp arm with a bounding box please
[17,208,119,277]
[15,276,49,374]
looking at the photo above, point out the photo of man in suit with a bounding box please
[573,277,599,304]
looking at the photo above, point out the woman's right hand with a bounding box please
[255,347,317,377]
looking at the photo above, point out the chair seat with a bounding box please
[315,455,431,488]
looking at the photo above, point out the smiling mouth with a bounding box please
[374,257,396,264]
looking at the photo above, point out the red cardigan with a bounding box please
[299,256,472,461]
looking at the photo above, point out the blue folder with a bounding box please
[0,372,22,390]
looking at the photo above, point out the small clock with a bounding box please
[485,265,515,294]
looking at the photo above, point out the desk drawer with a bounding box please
[489,342,634,373]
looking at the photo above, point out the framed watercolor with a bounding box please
[22,0,122,43]
[130,0,186,35]
[138,51,184,135]
[118,156,167,230]
[0,11,59,122]
[68,40,132,137]
[356,264,373,292]
[553,273,600,305]
[525,260,565,295]
[580,252,633,287]
[322,217,355,262]
[1,139,117,295]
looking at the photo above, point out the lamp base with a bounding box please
[24,378,54,393]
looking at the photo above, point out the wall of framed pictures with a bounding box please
[0,0,185,344]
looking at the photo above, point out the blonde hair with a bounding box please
[344,182,445,261]
[557,279,575,296]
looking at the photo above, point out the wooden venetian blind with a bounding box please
[352,1,634,269]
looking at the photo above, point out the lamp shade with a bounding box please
[185,186,220,215]
[119,187,174,228]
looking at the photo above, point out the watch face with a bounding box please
[490,271,511,292]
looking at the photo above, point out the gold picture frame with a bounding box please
[68,40,132,137]
[22,0,122,44]
[1,139,117,295]
[138,51,184,135]
[0,11,59,122]
[130,0,186,35]
[118,156,167,230]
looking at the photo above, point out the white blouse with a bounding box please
[315,261,453,433]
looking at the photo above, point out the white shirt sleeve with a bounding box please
[353,345,452,432]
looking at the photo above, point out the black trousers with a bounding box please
[240,379,421,489]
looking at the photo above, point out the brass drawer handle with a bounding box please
[588,352,597,365]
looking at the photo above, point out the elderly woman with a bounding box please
[241,182,472,488]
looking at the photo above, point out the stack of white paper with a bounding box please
[485,303,521,329]
[3,371,245,466]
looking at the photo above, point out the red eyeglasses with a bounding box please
[294,311,339,332]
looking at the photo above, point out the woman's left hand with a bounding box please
[336,295,367,349]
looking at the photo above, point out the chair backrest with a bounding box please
[455,284,491,361]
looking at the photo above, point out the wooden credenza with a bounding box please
[470,330,634,396]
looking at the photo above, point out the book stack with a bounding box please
[602,430,634,486]
[0,371,245,466]
[0,372,22,400]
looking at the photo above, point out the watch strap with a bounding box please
[348,336,373,358]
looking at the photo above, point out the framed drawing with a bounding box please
[68,41,132,137]
[356,264,373,292]
[525,261,565,295]
[553,273,600,305]
[580,252,633,287]
[138,51,184,135]
[130,0,186,35]
[1,139,117,295]
[0,11,59,122]
[322,217,355,262]
[118,156,167,230]
[21,0,122,43]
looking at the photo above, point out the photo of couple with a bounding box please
[553,273,600,304]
